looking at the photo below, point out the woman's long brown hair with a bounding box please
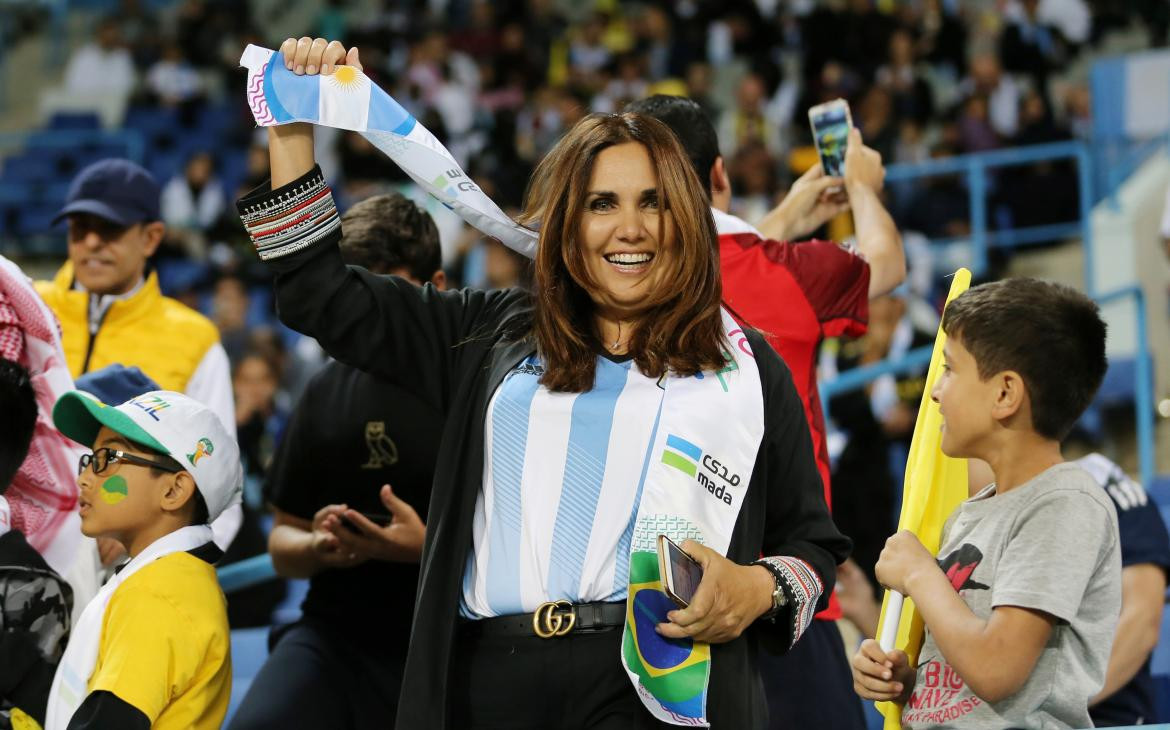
[520,113,726,393]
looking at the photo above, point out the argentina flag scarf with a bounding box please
[239,44,538,259]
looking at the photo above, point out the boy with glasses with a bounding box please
[44,390,242,730]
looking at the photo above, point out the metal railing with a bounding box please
[219,553,275,593]
[819,285,1155,490]
[883,140,1094,283]
[1095,285,1156,488]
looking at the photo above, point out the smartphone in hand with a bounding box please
[657,534,703,608]
[808,98,852,179]
[339,512,393,535]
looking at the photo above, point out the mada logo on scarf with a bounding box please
[660,434,742,507]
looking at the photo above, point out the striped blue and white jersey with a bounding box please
[460,353,667,618]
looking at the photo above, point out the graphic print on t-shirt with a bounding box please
[938,543,988,592]
[904,655,984,726]
[902,544,990,726]
[362,421,399,469]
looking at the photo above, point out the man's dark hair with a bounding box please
[339,193,441,282]
[143,448,208,525]
[0,360,37,493]
[625,95,720,200]
[942,278,1107,440]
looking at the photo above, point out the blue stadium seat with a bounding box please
[52,153,86,181]
[272,578,307,626]
[0,205,14,237]
[73,144,128,169]
[1095,356,1141,405]
[147,150,186,185]
[246,286,274,329]
[46,112,101,131]
[1076,355,1150,442]
[15,203,62,236]
[124,105,182,136]
[2,153,59,184]
[217,151,250,199]
[155,258,210,297]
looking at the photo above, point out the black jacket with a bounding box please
[241,173,851,729]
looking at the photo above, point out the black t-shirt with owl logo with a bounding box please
[265,359,444,649]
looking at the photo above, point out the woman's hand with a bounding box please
[277,36,361,76]
[267,37,363,187]
[655,540,775,644]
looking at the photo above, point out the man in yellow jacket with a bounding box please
[36,159,241,552]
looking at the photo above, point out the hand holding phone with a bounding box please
[654,539,778,644]
[325,485,427,563]
[340,512,394,534]
[658,534,704,608]
[808,98,852,180]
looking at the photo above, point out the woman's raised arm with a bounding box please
[237,38,519,411]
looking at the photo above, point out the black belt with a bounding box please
[461,600,627,639]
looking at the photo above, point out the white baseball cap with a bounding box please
[53,390,243,522]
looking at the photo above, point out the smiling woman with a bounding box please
[239,35,850,730]
[522,114,724,392]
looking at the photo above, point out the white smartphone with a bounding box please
[657,534,703,608]
[808,98,853,179]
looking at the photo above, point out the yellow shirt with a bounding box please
[88,552,231,729]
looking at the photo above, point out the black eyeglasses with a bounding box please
[78,447,183,477]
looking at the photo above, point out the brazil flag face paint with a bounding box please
[99,475,129,505]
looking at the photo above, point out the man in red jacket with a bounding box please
[629,95,905,730]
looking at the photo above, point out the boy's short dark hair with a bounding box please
[942,278,1107,440]
[0,359,37,493]
[339,193,441,282]
[145,449,208,525]
[624,95,719,200]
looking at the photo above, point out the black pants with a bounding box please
[451,625,676,730]
[759,619,867,730]
[227,619,406,730]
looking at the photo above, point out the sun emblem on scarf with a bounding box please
[328,65,367,92]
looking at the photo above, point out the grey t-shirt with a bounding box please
[902,463,1121,730]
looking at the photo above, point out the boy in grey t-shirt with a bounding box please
[851,279,1121,729]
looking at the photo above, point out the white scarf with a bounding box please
[620,309,765,726]
[45,525,214,729]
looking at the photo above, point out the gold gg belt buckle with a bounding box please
[533,600,576,638]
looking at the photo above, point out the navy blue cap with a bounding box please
[74,364,161,405]
[53,159,161,227]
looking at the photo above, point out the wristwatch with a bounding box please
[753,558,789,621]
